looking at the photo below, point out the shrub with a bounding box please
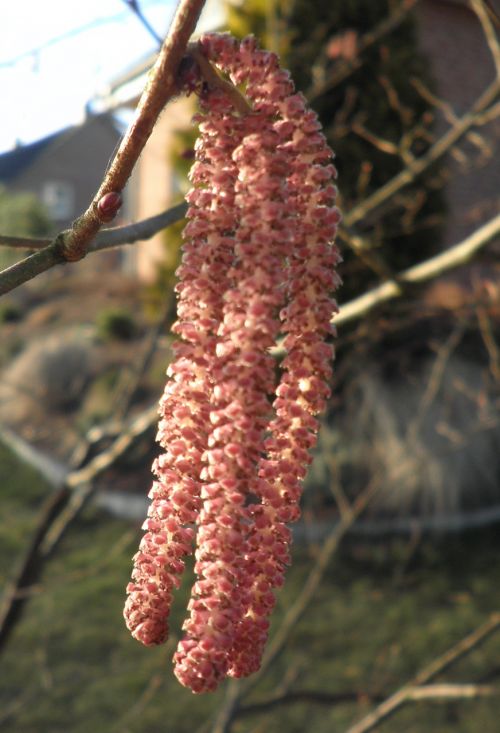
[96,308,137,341]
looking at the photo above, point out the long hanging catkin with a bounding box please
[124,32,341,694]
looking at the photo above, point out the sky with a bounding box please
[0,0,223,153]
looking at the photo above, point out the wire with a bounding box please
[122,0,163,47]
[0,0,166,69]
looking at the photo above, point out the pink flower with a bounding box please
[124,32,341,693]
[124,88,247,647]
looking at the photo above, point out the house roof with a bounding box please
[0,130,64,184]
[0,114,121,185]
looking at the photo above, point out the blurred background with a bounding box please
[0,0,499,731]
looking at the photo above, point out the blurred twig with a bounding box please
[0,202,189,252]
[406,320,467,442]
[471,0,500,76]
[344,78,500,229]
[336,213,500,327]
[235,683,500,719]
[307,0,420,103]
[0,403,157,654]
[210,482,378,733]
[344,613,500,733]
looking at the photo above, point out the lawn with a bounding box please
[1,440,500,733]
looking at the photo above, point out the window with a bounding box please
[42,181,74,220]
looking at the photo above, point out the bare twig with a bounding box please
[0,201,188,253]
[476,304,500,381]
[407,683,500,700]
[59,0,205,262]
[0,202,188,296]
[234,683,500,719]
[0,403,158,653]
[470,0,500,77]
[483,0,500,28]
[210,483,378,733]
[0,486,71,653]
[307,0,420,103]
[344,613,500,733]
[344,78,500,229]
[0,235,51,249]
[0,0,205,296]
[335,212,500,327]
[406,321,467,442]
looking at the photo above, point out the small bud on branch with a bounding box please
[97,192,123,223]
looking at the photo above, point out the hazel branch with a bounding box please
[335,212,500,327]
[0,0,206,299]
[58,0,206,263]
[0,202,189,253]
[344,76,500,229]
[344,613,500,733]
[0,202,188,297]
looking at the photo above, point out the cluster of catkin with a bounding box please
[124,33,341,694]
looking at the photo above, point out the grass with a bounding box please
[1,440,500,732]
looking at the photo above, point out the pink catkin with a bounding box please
[227,84,342,679]
[124,87,246,646]
[124,32,341,693]
[174,80,298,694]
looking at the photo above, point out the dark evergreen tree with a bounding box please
[226,0,446,299]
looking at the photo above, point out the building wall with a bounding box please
[127,96,194,282]
[10,115,123,233]
[417,0,500,246]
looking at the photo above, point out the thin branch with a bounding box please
[344,613,500,733]
[0,202,188,296]
[476,304,500,382]
[410,76,493,158]
[407,683,500,700]
[483,0,500,28]
[210,483,378,733]
[0,244,67,297]
[0,235,51,249]
[0,403,158,653]
[58,0,206,262]
[406,320,467,442]
[337,227,398,281]
[470,0,500,78]
[234,683,500,719]
[343,78,500,229]
[307,0,420,103]
[0,202,188,252]
[0,0,205,296]
[335,212,500,327]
